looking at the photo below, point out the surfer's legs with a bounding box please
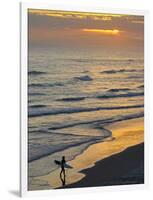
[60,168,66,186]
[60,169,65,178]
[63,169,65,177]
[60,171,62,182]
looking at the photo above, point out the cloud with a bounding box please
[28,9,144,50]
[28,9,123,21]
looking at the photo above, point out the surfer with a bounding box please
[60,156,66,186]
[55,156,72,186]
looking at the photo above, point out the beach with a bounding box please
[32,117,144,190]
[63,143,144,188]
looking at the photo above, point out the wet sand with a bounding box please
[63,143,144,188]
[34,117,144,189]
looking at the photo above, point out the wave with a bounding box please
[64,58,138,63]
[28,135,105,163]
[29,104,143,118]
[48,111,144,131]
[29,116,112,163]
[82,70,89,73]
[100,69,137,74]
[128,75,143,79]
[28,130,111,177]
[28,71,46,75]
[56,88,142,102]
[29,105,47,108]
[138,84,144,89]
[108,85,144,93]
[56,97,86,102]
[74,75,93,81]
[108,88,130,92]
[28,92,46,96]
[29,82,64,88]
[96,91,144,99]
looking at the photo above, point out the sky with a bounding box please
[28,9,144,54]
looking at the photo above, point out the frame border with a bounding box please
[20,1,149,197]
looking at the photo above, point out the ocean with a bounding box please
[28,46,144,182]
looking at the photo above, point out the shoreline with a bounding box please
[62,142,144,189]
[34,117,144,190]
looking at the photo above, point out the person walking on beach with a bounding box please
[60,156,66,186]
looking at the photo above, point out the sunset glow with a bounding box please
[82,29,120,35]
[28,9,144,50]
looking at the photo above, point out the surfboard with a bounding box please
[54,160,73,169]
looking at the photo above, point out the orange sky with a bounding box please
[28,9,144,52]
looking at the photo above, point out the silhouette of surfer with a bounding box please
[60,156,66,186]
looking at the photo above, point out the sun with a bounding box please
[82,29,120,35]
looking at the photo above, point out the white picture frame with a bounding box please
[20,1,149,197]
